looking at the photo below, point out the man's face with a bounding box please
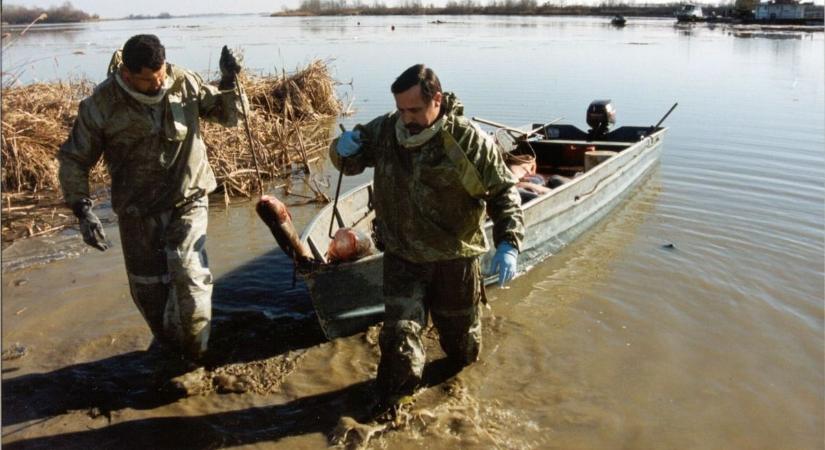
[394,85,442,135]
[122,63,167,96]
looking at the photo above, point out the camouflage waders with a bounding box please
[59,58,245,361]
[119,196,212,360]
[377,252,484,398]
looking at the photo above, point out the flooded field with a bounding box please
[2,15,824,449]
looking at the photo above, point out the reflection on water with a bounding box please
[2,15,823,450]
[733,30,805,40]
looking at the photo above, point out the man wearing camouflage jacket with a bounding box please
[330,64,524,408]
[58,34,247,362]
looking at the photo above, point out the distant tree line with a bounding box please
[126,12,173,20]
[281,0,705,17]
[1,2,98,24]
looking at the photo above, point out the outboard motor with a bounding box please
[586,100,616,140]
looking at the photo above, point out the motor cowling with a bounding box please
[586,100,616,138]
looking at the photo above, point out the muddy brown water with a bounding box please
[0,177,663,449]
[3,15,824,450]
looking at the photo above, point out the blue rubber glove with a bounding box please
[489,242,518,287]
[336,130,362,157]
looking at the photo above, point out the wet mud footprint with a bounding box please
[165,350,308,397]
[162,310,326,397]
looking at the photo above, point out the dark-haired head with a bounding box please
[122,34,165,73]
[391,64,442,102]
[392,64,444,135]
[120,34,167,96]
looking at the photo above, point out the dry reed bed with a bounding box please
[1,60,341,243]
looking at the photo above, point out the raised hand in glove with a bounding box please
[72,198,108,251]
[219,45,241,90]
[336,130,362,157]
[488,241,518,287]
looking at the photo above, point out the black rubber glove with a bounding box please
[219,45,241,90]
[72,198,108,251]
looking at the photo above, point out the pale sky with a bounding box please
[6,0,824,19]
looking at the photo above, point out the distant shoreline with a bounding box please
[3,10,822,31]
[0,10,264,26]
[272,2,824,25]
[272,5,681,19]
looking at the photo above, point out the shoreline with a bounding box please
[4,13,822,31]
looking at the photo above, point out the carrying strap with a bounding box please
[440,129,488,199]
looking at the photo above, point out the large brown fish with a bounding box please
[327,228,374,263]
[256,195,315,266]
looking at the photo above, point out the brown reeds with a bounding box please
[1,79,100,193]
[203,60,340,197]
[1,60,341,243]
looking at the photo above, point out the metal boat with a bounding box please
[295,102,669,339]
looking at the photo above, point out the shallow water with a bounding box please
[2,15,824,449]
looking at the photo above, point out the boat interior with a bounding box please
[515,124,656,174]
[502,124,661,203]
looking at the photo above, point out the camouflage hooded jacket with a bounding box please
[58,63,245,217]
[330,93,524,263]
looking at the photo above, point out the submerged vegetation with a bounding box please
[0,62,341,242]
[1,2,98,24]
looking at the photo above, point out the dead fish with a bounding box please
[256,195,315,264]
[327,228,374,263]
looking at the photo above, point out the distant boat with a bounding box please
[290,103,668,339]
[675,4,704,22]
[611,15,627,26]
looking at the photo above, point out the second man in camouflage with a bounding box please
[330,64,524,408]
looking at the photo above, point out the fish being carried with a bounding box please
[256,195,375,268]
[256,195,316,269]
[327,228,374,263]
[257,101,674,340]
